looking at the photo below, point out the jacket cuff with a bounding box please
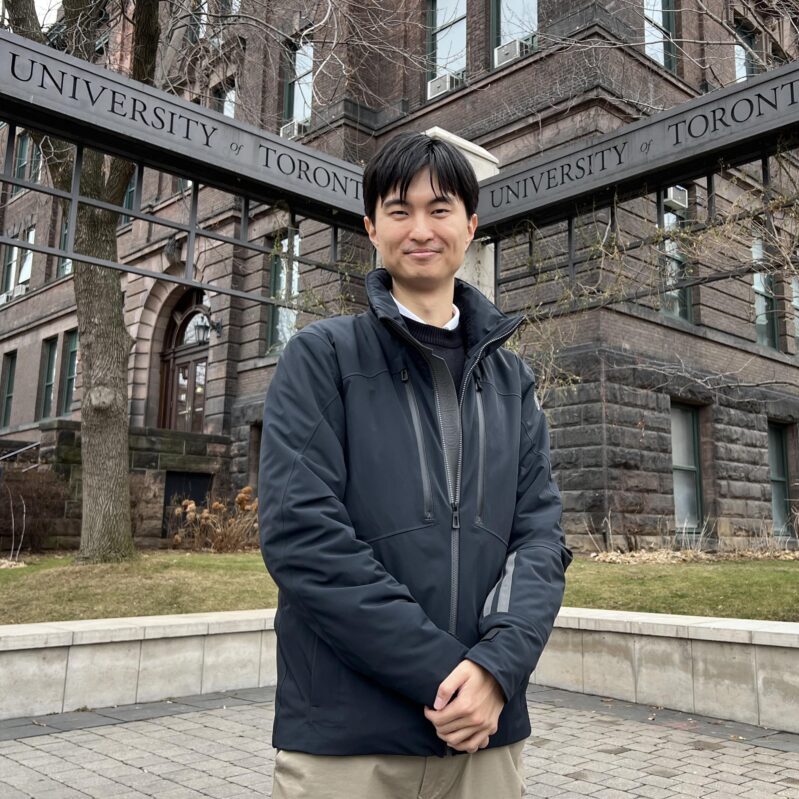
[465,636,513,703]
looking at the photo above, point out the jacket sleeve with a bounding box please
[259,328,468,708]
[465,356,573,702]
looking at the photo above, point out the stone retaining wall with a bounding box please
[1,608,797,734]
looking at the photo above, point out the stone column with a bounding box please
[424,126,499,302]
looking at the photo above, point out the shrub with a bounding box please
[0,466,69,556]
[169,486,259,553]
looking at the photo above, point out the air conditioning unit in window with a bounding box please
[493,34,538,68]
[279,120,308,139]
[494,39,521,67]
[426,71,464,100]
[12,284,28,298]
[0,292,9,305]
[664,185,689,211]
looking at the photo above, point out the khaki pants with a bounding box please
[271,740,526,799]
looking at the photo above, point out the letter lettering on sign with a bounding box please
[667,120,686,146]
[9,53,34,82]
[312,165,331,188]
[131,97,149,126]
[199,122,217,147]
[38,63,66,94]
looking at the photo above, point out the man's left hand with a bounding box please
[424,660,505,753]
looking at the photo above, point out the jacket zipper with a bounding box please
[475,371,485,524]
[401,368,433,520]
[386,317,524,636]
[450,319,524,634]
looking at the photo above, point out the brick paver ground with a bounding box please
[0,684,797,798]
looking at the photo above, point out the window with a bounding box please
[12,132,41,196]
[38,337,58,420]
[18,227,35,285]
[57,215,72,277]
[671,403,702,532]
[211,80,236,117]
[660,191,690,321]
[492,0,537,47]
[768,423,792,538]
[186,0,208,45]
[120,177,135,225]
[1,245,17,295]
[60,330,79,415]
[753,239,778,348]
[267,230,301,353]
[792,276,799,353]
[734,21,758,82]
[428,0,467,78]
[284,40,313,130]
[159,289,210,433]
[644,0,677,72]
[1,352,16,428]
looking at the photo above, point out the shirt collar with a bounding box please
[390,292,460,331]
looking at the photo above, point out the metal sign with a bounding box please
[479,57,799,231]
[0,29,364,227]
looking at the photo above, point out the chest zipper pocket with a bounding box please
[401,368,433,521]
[475,372,486,524]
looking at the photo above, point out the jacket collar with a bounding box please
[366,267,526,359]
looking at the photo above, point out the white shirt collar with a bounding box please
[390,292,460,331]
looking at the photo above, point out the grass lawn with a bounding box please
[0,551,796,625]
[0,551,278,625]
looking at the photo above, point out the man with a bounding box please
[259,132,572,798]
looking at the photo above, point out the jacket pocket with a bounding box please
[310,634,342,713]
[401,368,433,521]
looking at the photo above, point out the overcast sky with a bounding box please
[34,0,58,28]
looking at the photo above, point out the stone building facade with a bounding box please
[1,0,799,550]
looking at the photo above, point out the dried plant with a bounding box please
[169,486,259,552]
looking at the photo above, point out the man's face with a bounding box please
[363,168,478,293]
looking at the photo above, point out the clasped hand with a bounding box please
[423,660,505,754]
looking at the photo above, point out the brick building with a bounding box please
[1,0,798,550]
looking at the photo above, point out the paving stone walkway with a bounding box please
[0,684,797,798]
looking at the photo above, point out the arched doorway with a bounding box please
[159,289,212,432]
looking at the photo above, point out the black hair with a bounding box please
[362,132,479,222]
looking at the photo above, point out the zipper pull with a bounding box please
[400,368,409,382]
[451,502,460,529]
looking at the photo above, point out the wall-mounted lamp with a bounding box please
[196,313,223,345]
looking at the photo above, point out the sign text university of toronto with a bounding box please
[1,34,362,214]
[482,64,799,222]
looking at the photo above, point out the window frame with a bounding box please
[211,79,236,117]
[267,229,301,354]
[59,329,79,416]
[11,132,41,196]
[670,403,704,535]
[17,226,36,286]
[284,39,314,127]
[734,20,758,83]
[57,214,73,278]
[644,0,677,73]
[767,422,793,538]
[1,244,17,294]
[1,351,17,428]
[38,336,59,421]
[427,0,467,80]
[491,0,538,49]
[753,242,778,349]
[659,187,691,322]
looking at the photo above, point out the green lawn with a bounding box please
[0,551,796,625]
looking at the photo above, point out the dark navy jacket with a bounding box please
[259,267,572,757]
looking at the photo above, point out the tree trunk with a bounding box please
[73,201,135,563]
